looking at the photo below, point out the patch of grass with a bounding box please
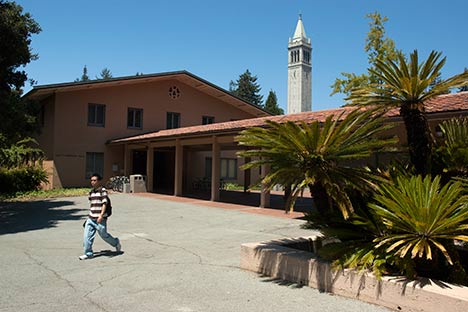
[223,183,262,191]
[223,183,243,190]
[0,188,89,202]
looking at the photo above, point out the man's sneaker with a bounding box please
[78,254,93,260]
[115,239,121,252]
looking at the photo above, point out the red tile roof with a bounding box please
[109,91,468,144]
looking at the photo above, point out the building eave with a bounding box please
[24,70,271,118]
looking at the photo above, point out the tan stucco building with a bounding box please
[26,71,270,193]
[26,71,468,206]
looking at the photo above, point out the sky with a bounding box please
[15,0,468,112]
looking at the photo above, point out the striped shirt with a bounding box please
[88,187,109,218]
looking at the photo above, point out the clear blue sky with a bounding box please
[16,0,468,112]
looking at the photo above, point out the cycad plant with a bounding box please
[371,175,468,265]
[236,108,397,217]
[312,205,413,279]
[435,117,468,176]
[370,175,468,282]
[348,50,468,175]
[315,174,468,284]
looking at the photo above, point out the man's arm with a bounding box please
[97,188,108,223]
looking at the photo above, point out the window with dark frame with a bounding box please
[88,103,106,127]
[205,157,237,180]
[202,116,215,125]
[127,108,143,129]
[166,112,180,129]
[85,152,104,179]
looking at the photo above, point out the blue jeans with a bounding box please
[83,218,119,256]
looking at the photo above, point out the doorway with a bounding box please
[153,149,175,194]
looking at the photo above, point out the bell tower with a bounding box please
[287,14,312,114]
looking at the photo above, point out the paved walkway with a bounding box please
[0,193,390,312]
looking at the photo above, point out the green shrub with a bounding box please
[0,166,48,194]
[308,175,468,285]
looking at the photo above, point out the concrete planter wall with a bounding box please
[241,236,468,312]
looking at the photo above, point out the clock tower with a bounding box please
[287,14,312,114]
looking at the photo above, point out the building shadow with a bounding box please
[183,189,315,214]
[0,199,84,235]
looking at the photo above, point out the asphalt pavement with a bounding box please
[0,193,391,312]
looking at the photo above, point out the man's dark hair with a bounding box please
[91,173,102,181]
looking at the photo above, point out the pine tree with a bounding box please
[97,67,112,79]
[75,65,90,82]
[229,69,263,107]
[264,90,284,115]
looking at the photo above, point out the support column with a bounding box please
[260,163,271,208]
[146,146,154,192]
[174,139,183,196]
[123,144,132,176]
[211,136,220,201]
[243,157,251,193]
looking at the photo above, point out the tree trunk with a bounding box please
[401,107,434,175]
[309,183,331,216]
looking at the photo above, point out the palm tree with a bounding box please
[236,108,397,218]
[348,50,468,175]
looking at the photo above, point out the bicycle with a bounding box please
[106,176,130,192]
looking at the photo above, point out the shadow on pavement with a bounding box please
[0,199,84,235]
[92,250,125,259]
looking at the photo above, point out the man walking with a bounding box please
[79,173,121,260]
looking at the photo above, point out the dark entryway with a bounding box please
[132,150,147,175]
[153,149,175,194]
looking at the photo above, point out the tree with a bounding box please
[428,73,450,94]
[330,12,402,97]
[0,0,41,145]
[458,68,468,92]
[75,65,90,82]
[264,90,284,115]
[97,67,112,80]
[229,69,263,107]
[237,108,397,217]
[348,50,468,175]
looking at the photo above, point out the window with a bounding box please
[85,152,104,179]
[167,112,180,129]
[205,157,237,180]
[221,158,237,179]
[127,108,143,129]
[202,116,214,125]
[88,103,106,127]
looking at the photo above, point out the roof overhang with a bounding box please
[108,99,468,146]
[24,70,271,117]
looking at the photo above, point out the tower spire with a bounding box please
[287,14,312,114]
[292,13,308,41]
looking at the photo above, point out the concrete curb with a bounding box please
[240,236,468,312]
